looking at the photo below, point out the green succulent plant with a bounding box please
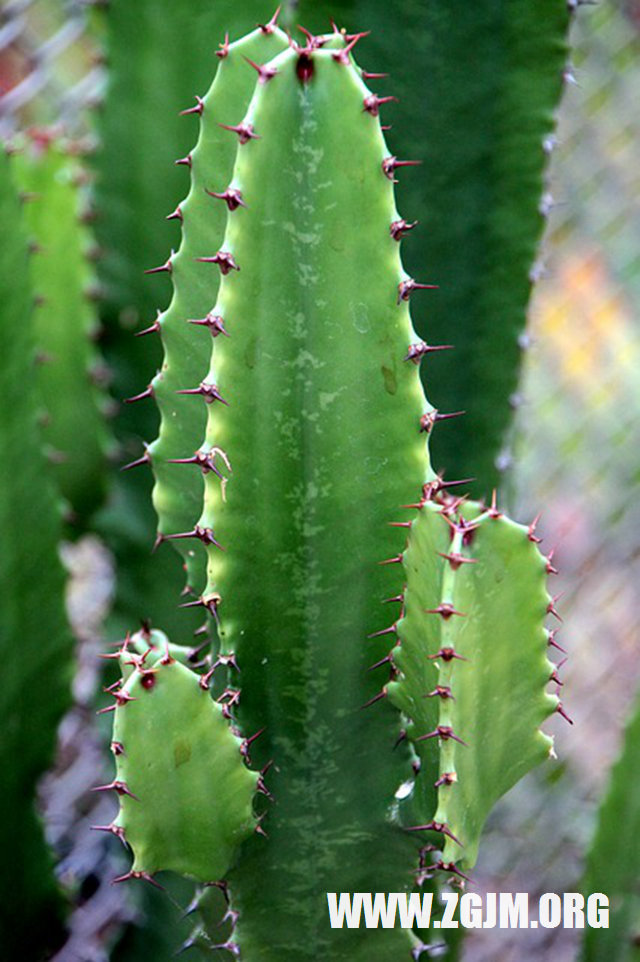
[98,19,566,959]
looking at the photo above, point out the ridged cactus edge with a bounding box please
[102,15,567,960]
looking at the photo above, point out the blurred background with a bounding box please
[1,0,639,959]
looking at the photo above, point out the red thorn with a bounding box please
[390,218,418,241]
[112,871,163,890]
[549,664,564,687]
[556,702,574,725]
[437,551,477,571]
[332,33,368,65]
[432,860,471,882]
[180,96,204,117]
[218,122,259,144]
[361,689,387,709]
[405,821,462,846]
[179,593,221,618]
[188,312,229,337]
[152,532,166,554]
[92,780,139,800]
[382,593,404,604]
[487,489,502,519]
[367,654,392,671]
[167,450,224,478]
[434,771,456,787]
[417,725,468,746]
[367,624,397,639]
[394,729,408,750]
[254,816,268,839]
[243,55,278,84]
[547,594,564,622]
[398,278,438,303]
[124,385,153,404]
[420,410,465,434]
[195,250,240,274]
[166,204,183,222]
[528,512,543,543]
[545,550,559,575]
[424,603,465,620]
[258,6,281,33]
[121,446,150,472]
[426,685,455,701]
[362,70,388,80]
[382,156,421,181]
[205,186,247,211]
[296,25,329,50]
[97,688,137,714]
[176,381,229,405]
[165,526,223,549]
[111,741,125,756]
[428,647,468,663]
[91,824,128,847]
[216,33,230,59]
[420,475,476,507]
[241,728,265,764]
[144,256,172,275]
[378,554,403,566]
[363,94,398,116]
[403,342,453,364]
[135,312,162,337]
[548,629,566,653]
[388,520,412,528]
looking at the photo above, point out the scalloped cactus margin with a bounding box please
[103,15,569,960]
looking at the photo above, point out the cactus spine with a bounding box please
[103,19,564,960]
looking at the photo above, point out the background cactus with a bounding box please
[10,129,109,523]
[580,687,640,962]
[99,27,564,960]
[0,146,73,958]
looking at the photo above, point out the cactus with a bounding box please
[580,687,640,962]
[102,632,258,885]
[10,130,109,523]
[293,0,571,495]
[101,22,565,959]
[0,147,73,957]
[92,1,292,644]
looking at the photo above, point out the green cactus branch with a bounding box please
[99,22,565,960]
[293,0,571,495]
[0,147,73,958]
[581,688,640,962]
[10,131,109,523]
